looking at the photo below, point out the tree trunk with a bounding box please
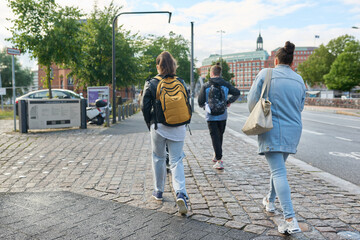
[46,65,52,99]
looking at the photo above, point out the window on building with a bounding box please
[68,76,74,85]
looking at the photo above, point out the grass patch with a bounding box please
[0,109,16,120]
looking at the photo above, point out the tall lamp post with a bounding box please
[112,11,172,124]
[217,30,225,61]
[0,64,5,111]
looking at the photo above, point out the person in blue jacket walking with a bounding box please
[247,41,306,234]
[198,63,240,170]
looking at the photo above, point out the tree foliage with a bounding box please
[6,0,82,98]
[297,44,335,86]
[0,48,33,99]
[67,3,141,89]
[298,34,358,90]
[205,59,234,83]
[324,41,360,92]
[141,32,198,86]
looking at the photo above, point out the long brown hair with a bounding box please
[275,41,295,65]
[156,51,177,76]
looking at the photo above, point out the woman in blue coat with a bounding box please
[247,41,306,234]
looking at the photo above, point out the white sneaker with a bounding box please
[262,197,275,213]
[278,217,301,234]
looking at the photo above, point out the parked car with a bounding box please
[15,89,84,114]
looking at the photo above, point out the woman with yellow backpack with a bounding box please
[141,51,191,215]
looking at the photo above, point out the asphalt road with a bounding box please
[195,102,360,186]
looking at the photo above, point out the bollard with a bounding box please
[80,99,87,129]
[118,105,122,121]
[126,104,129,118]
[19,100,28,133]
[122,105,125,120]
[130,103,133,116]
[105,107,110,127]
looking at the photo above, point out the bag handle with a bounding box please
[260,68,272,100]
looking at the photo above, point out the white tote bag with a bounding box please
[242,69,273,135]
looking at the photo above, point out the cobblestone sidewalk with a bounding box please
[0,113,359,239]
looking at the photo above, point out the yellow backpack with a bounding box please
[154,75,192,126]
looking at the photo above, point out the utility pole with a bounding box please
[217,30,225,60]
[190,22,194,112]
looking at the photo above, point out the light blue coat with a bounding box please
[247,65,306,155]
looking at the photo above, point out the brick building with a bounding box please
[38,65,75,91]
[199,33,316,96]
[37,65,135,102]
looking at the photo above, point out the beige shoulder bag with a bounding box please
[242,68,273,135]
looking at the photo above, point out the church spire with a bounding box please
[256,31,263,51]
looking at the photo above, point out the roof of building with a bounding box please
[271,46,317,53]
[202,50,269,66]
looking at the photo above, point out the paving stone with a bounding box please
[1,114,360,239]
[243,224,267,235]
[207,217,228,226]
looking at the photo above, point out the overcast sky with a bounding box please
[1,0,360,70]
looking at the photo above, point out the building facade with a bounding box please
[200,34,316,95]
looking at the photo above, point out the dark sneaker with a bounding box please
[213,160,224,170]
[152,191,163,201]
[176,192,188,214]
[278,217,301,234]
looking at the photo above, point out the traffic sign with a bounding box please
[7,48,21,55]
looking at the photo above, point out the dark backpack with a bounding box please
[208,83,227,116]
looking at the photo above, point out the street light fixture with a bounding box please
[352,26,359,29]
[112,11,172,124]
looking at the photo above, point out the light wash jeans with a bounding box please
[150,129,188,197]
[265,152,295,219]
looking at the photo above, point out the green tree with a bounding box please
[298,44,335,87]
[205,59,235,83]
[327,34,356,57]
[6,0,82,98]
[324,41,360,93]
[0,48,33,100]
[141,32,199,85]
[298,34,356,87]
[68,2,141,90]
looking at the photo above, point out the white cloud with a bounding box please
[1,0,359,70]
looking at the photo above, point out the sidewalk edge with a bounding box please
[226,127,360,195]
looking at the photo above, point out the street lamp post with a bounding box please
[112,11,172,124]
[0,64,5,111]
[190,22,194,112]
[217,30,225,60]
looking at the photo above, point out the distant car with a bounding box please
[15,89,84,114]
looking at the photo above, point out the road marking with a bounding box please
[302,118,360,130]
[304,111,360,122]
[329,152,360,160]
[335,137,352,142]
[302,129,325,135]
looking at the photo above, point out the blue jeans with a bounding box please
[150,129,187,197]
[265,152,295,219]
